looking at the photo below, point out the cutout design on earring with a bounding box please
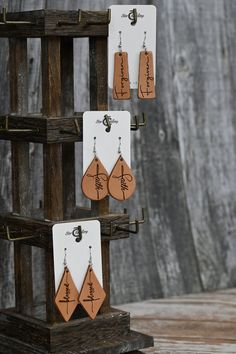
[79,246,106,320]
[55,248,79,322]
[108,137,136,201]
[81,137,109,201]
[113,31,131,100]
[138,31,155,99]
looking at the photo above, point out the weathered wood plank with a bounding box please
[119,289,236,353]
[41,36,63,323]
[89,36,110,313]
[0,10,108,38]
[9,36,33,315]
[0,213,131,248]
[61,37,76,219]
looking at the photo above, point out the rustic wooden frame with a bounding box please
[0,9,154,354]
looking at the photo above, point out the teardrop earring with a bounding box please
[113,31,131,100]
[81,137,109,201]
[79,246,106,320]
[108,137,136,201]
[55,248,79,322]
[138,31,156,99]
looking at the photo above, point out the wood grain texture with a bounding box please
[118,288,236,353]
[1,0,236,310]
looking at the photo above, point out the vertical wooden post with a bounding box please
[9,38,33,315]
[41,37,63,323]
[61,37,76,219]
[89,37,110,312]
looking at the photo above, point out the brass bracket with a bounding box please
[131,113,147,131]
[0,225,39,242]
[0,116,39,134]
[0,7,32,25]
[57,9,111,26]
[105,208,147,237]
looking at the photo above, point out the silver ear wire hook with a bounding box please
[63,248,67,268]
[89,246,93,266]
[143,31,147,53]
[93,137,97,156]
[118,136,122,155]
[118,31,122,53]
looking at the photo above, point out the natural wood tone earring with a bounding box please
[81,137,109,201]
[138,31,156,99]
[113,31,131,100]
[79,246,106,320]
[108,137,136,201]
[55,248,79,322]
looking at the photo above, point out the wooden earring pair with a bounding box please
[55,253,106,322]
[113,50,155,100]
[81,154,136,201]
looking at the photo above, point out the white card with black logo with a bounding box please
[53,220,102,293]
[83,111,131,174]
[108,5,156,89]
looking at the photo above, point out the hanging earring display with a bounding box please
[79,246,106,320]
[81,137,109,201]
[55,248,79,322]
[113,31,131,100]
[108,137,136,201]
[138,31,155,99]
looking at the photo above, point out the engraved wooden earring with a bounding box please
[81,137,109,201]
[113,31,131,100]
[108,137,136,201]
[55,248,79,322]
[138,31,156,99]
[79,246,106,320]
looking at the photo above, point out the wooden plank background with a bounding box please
[0,0,236,308]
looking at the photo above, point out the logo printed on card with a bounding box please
[65,227,88,243]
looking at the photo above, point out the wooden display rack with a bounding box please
[0,8,154,354]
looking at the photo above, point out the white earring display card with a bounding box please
[83,111,131,174]
[108,5,156,89]
[53,220,103,293]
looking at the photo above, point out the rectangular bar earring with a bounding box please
[138,31,156,99]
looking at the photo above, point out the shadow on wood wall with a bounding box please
[0,0,236,307]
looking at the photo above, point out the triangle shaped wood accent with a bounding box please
[55,267,79,322]
[138,51,156,99]
[81,156,109,201]
[108,155,136,201]
[79,265,106,320]
[113,52,131,100]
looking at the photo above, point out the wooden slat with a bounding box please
[9,38,33,315]
[0,10,108,38]
[0,115,82,143]
[0,213,130,248]
[61,37,76,219]
[41,37,63,323]
[119,289,236,353]
[89,36,110,313]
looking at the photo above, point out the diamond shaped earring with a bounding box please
[55,248,79,322]
[79,246,106,320]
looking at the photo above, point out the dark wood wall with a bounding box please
[0,0,236,307]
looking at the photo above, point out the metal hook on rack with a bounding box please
[131,113,147,131]
[105,208,147,238]
[1,225,39,242]
[0,116,39,134]
[57,8,111,26]
[128,8,138,26]
[0,7,32,25]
